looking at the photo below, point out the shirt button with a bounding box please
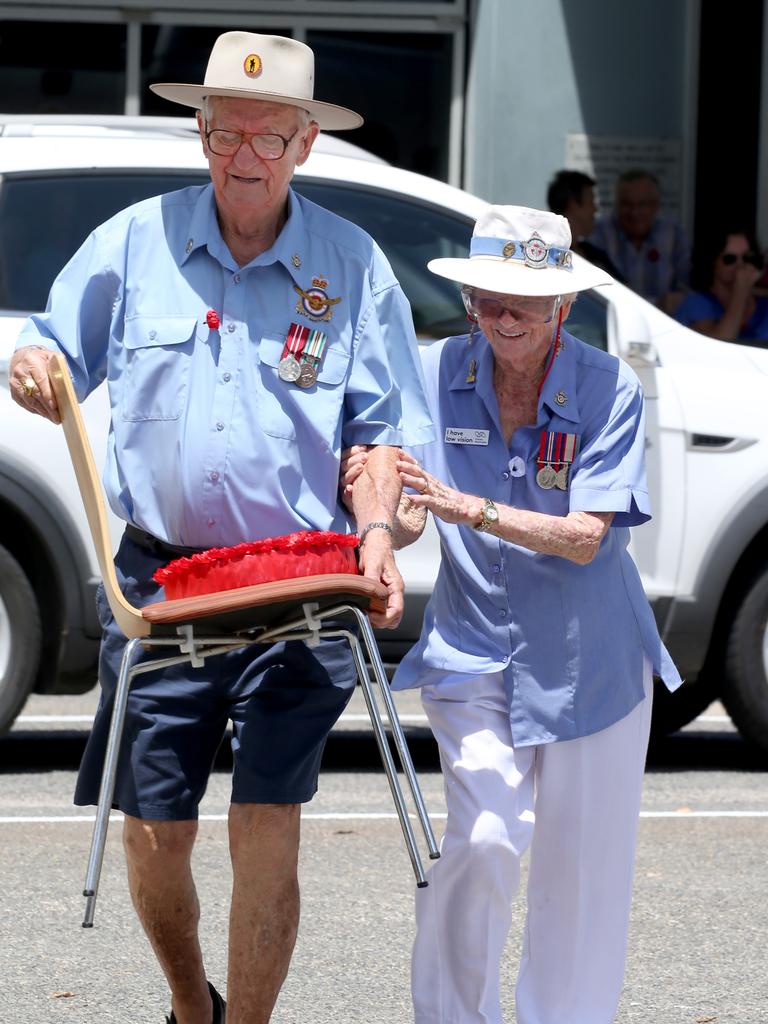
[509,456,526,477]
[502,470,510,481]
[227,323,236,333]
[234,273,241,284]
[223,372,232,382]
[491,563,501,573]
[210,471,219,482]
[148,330,157,341]
[499,608,507,619]
[216,421,224,431]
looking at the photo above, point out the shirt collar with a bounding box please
[179,185,306,283]
[447,330,580,424]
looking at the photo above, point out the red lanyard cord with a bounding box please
[537,305,564,398]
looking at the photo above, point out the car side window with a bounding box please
[294,180,472,340]
[0,172,208,313]
[565,290,609,352]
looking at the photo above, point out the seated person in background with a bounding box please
[591,168,690,313]
[546,169,624,281]
[674,226,768,342]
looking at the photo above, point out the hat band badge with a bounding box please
[243,54,262,78]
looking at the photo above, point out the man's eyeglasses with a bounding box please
[721,250,764,269]
[205,125,299,160]
[461,287,558,325]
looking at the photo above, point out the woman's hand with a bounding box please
[397,452,482,526]
[339,444,371,511]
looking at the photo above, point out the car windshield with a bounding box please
[0,171,207,312]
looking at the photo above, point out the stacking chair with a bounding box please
[47,352,439,929]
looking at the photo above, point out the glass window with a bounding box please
[0,21,126,114]
[0,172,208,312]
[306,32,452,181]
[565,291,609,351]
[141,26,292,116]
[294,179,471,339]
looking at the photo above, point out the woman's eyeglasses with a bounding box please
[721,251,764,269]
[461,288,558,325]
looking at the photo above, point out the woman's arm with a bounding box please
[341,445,428,549]
[397,453,613,565]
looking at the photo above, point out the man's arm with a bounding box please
[350,444,404,629]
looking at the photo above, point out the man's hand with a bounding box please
[357,528,404,629]
[9,347,61,424]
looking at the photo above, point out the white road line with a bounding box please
[2,810,768,825]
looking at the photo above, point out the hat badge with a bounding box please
[523,232,549,269]
[243,53,262,78]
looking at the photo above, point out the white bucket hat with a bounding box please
[150,31,363,131]
[428,205,614,297]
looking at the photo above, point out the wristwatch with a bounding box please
[474,498,499,532]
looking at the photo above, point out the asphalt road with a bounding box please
[2,690,768,1024]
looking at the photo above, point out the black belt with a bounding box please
[124,524,207,561]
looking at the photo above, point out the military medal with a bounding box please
[536,431,579,490]
[295,327,329,389]
[278,323,309,382]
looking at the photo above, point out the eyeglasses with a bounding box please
[461,287,558,325]
[204,125,299,160]
[721,250,764,269]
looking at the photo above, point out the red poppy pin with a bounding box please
[205,309,221,330]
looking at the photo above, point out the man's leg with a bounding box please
[227,803,301,1024]
[123,816,213,1024]
[515,663,654,1024]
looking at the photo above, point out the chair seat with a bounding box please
[140,573,389,635]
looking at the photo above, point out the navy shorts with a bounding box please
[74,535,357,820]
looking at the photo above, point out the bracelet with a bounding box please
[358,521,393,546]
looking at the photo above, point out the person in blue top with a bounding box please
[344,205,681,1024]
[9,31,433,1024]
[674,225,768,342]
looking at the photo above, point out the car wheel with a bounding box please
[0,544,42,733]
[720,569,768,755]
[650,672,719,739]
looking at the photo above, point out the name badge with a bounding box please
[444,427,490,446]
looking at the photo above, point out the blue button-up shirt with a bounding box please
[17,184,434,546]
[393,329,682,746]
[590,214,690,305]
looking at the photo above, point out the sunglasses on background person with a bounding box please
[461,287,559,325]
[720,250,765,270]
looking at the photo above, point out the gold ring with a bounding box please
[21,376,37,397]
[421,478,429,494]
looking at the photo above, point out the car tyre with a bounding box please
[650,671,719,739]
[720,569,768,756]
[0,544,42,733]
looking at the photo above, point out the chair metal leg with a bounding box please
[341,628,428,886]
[82,636,144,927]
[350,607,441,860]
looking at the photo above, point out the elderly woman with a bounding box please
[345,206,681,1024]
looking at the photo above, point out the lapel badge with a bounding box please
[291,253,302,268]
[294,276,342,323]
[465,358,477,384]
[243,54,262,78]
[185,238,193,254]
[554,390,567,406]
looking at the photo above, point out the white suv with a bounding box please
[2,116,768,754]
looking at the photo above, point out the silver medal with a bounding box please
[278,354,301,382]
[536,465,557,490]
[554,466,569,490]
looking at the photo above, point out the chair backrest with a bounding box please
[48,353,149,639]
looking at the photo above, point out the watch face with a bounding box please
[485,502,499,522]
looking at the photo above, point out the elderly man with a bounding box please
[590,168,690,312]
[10,31,432,1024]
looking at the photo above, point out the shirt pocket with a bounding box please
[256,334,350,442]
[121,316,197,422]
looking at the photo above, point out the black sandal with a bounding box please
[166,980,226,1023]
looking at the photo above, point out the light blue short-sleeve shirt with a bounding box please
[393,329,682,746]
[17,184,434,546]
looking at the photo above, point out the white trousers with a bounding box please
[411,662,653,1024]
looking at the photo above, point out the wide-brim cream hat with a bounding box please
[428,205,614,296]
[150,31,362,131]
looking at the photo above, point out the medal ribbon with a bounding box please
[537,430,578,471]
[281,322,309,361]
[304,329,328,362]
